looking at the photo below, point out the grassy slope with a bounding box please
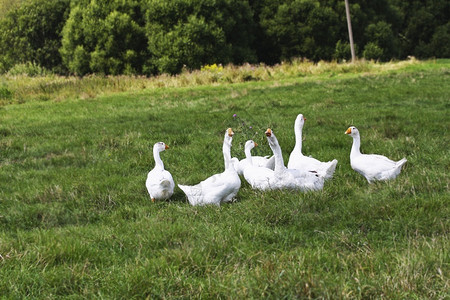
[0,60,449,298]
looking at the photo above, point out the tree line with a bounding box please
[0,0,448,76]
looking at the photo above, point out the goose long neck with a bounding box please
[244,146,253,166]
[223,138,232,170]
[351,134,361,156]
[269,137,285,172]
[153,148,164,170]
[293,121,303,154]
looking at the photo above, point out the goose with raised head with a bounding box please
[233,140,275,175]
[266,128,324,191]
[146,142,175,202]
[179,128,241,206]
[241,140,278,190]
[345,126,407,183]
[288,114,337,179]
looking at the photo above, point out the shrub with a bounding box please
[334,40,359,62]
[60,0,147,75]
[364,21,397,61]
[70,45,90,76]
[0,0,70,73]
[147,13,229,74]
[0,85,13,100]
[430,23,450,58]
[7,62,50,77]
[144,0,256,74]
[259,0,341,62]
[363,42,384,61]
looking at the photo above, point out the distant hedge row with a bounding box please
[0,0,448,75]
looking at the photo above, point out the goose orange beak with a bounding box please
[265,128,272,137]
[254,142,258,147]
[165,144,169,149]
[227,128,234,137]
[345,128,352,134]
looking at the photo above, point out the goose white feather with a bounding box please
[241,140,278,190]
[146,142,175,202]
[288,114,337,179]
[345,126,407,183]
[233,142,274,176]
[265,128,324,191]
[179,128,241,206]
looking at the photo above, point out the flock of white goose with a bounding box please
[146,114,407,206]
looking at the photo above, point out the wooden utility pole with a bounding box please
[344,0,356,62]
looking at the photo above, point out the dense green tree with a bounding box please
[363,21,396,60]
[0,0,27,19]
[259,0,341,62]
[145,0,256,74]
[398,0,449,58]
[248,0,282,64]
[0,0,448,75]
[0,0,70,73]
[60,0,147,75]
[429,23,450,58]
[260,0,316,61]
[145,1,229,74]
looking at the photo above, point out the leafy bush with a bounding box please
[0,85,13,99]
[334,40,359,62]
[399,1,449,58]
[261,0,316,61]
[0,0,70,73]
[7,62,50,77]
[1,0,449,75]
[260,0,341,62]
[429,23,450,58]
[201,64,224,72]
[146,14,228,74]
[60,0,147,75]
[363,42,384,61]
[145,0,256,74]
[364,21,396,61]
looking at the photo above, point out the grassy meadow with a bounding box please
[0,59,449,298]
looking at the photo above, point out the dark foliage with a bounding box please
[0,0,71,73]
[0,0,448,75]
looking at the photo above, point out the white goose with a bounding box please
[265,128,324,191]
[345,126,407,183]
[233,140,275,175]
[288,114,338,179]
[241,140,278,190]
[179,128,241,206]
[146,142,175,202]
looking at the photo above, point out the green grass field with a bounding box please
[0,60,449,298]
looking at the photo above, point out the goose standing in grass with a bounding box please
[146,142,175,202]
[288,114,338,179]
[345,126,407,183]
[266,128,324,191]
[179,128,241,206]
[241,140,278,190]
[233,140,275,175]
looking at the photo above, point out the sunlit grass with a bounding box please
[0,57,427,106]
[0,59,448,298]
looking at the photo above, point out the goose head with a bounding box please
[345,126,360,138]
[265,128,277,147]
[224,128,234,145]
[295,114,306,128]
[245,140,258,151]
[153,142,169,152]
